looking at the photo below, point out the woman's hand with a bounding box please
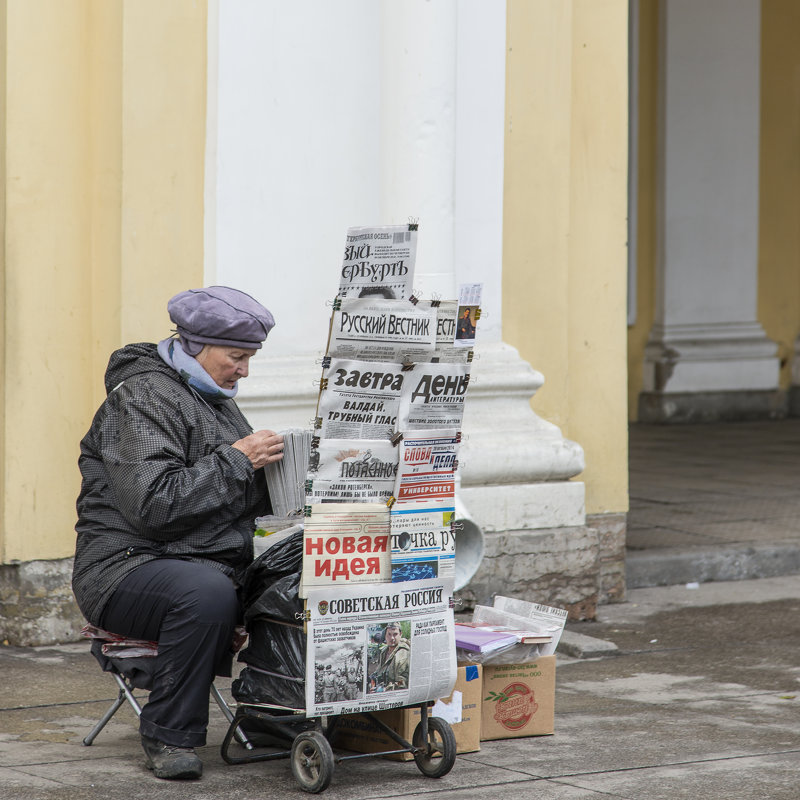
[231,430,284,470]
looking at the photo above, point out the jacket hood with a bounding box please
[104,342,173,395]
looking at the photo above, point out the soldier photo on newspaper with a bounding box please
[366,620,412,693]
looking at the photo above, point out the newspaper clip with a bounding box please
[408,218,419,231]
[304,505,313,517]
[313,417,323,430]
[304,479,313,493]
[430,298,442,308]
[332,297,342,311]
[401,362,415,371]
[386,495,396,508]
[311,435,321,449]
[319,378,329,390]
[467,350,475,363]
[321,355,332,370]
[409,294,420,305]
[474,308,482,321]
[295,609,311,622]
[390,432,404,446]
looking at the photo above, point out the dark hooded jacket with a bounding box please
[72,342,270,625]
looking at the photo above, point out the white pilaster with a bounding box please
[643,0,779,401]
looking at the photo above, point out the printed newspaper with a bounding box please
[306,438,398,504]
[397,362,471,430]
[316,358,404,440]
[393,428,459,504]
[338,225,417,300]
[305,577,456,716]
[328,298,435,362]
[390,501,455,583]
[416,299,472,364]
[300,503,391,597]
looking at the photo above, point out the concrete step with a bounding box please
[625,540,800,589]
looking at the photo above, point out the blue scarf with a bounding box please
[157,337,238,401]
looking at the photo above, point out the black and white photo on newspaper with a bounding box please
[305,577,456,716]
[316,358,405,440]
[337,224,418,300]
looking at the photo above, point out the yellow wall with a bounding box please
[0,0,206,564]
[758,0,800,382]
[627,0,800,413]
[626,0,658,419]
[503,0,630,515]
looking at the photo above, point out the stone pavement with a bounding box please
[627,419,800,588]
[2,574,799,799]
[2,418,799,797]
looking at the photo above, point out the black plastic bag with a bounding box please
[239,529,304,624]
[234,529,306,706]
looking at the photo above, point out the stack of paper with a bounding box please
[457,622,552,645]
[454,623,519,654]
[264,428,312,518]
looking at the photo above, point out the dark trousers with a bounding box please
[100,559,239,748]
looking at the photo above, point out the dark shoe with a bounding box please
[141,734,203,780]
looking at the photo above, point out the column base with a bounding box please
[638,390,787,423]
[455,525,600,621]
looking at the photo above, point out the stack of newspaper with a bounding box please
[264,428,312,518]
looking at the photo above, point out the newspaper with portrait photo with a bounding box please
[304,577,456,717]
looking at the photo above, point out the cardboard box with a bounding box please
[480,656,555,740]
[333,664,482,759]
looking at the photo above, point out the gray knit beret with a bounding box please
[167,286,275,354]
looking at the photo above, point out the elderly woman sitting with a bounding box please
[72,286,284,780]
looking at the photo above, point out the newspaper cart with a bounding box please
[219,528,458,794]
[220,696,456,793]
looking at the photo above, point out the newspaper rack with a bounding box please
[220,224,469,792]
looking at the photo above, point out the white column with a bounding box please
[210,1,585,532]
[643,0,778,403]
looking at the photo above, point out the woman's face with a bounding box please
[195,345,257,389]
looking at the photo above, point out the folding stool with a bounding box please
[81,625,252,750]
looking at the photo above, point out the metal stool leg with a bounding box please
[83,672,142,746]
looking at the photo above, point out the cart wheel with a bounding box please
[412,716,456,778]
[290,731,334,793]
